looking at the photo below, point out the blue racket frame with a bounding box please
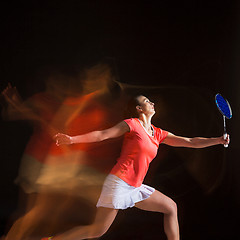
[215,93,232,147]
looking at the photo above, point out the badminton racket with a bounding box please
[215,93,232,147]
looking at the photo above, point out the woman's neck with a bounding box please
[138,114,152,128]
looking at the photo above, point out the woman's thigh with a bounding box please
[135,190,177,214]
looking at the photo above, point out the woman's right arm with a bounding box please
[54,121,130,146]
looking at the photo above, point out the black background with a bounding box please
[1,1,240,239]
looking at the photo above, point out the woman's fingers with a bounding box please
[53,133,71,146]
[54,133,63,146]
[224,134,230,145]
[221,134,230,146]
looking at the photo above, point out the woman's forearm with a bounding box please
[189,137,223,148]
[55,131,104,146]
[70,131,104,144]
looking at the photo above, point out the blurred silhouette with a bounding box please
[1,63,125,240]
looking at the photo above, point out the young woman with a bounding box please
[49,95,229,240]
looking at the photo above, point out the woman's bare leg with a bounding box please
[135,190,179,240]
[53,207,118,240]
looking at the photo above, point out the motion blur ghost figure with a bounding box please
[1,63,124,240]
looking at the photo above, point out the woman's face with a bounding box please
[136,95,155,116]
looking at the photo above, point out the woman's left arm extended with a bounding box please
[162,132,230,148]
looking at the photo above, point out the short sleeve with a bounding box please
[155,127,168,144]
[124,118,136,132]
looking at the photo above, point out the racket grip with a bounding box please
[223,133,228,148]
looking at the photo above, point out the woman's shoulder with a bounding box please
[123,118,139,131]
[152,125,169,142]
[124,117,138,122]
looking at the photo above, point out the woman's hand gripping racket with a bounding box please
[215,93,232,147]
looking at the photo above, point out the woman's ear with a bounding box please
[136,105,142,112]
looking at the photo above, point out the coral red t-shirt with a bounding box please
[110,118,168,187]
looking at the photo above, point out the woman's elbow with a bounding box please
[97,131,111,142]
[184,138,198,148]
[188,138,204,148]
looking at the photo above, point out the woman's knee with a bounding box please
[166,199,178,216]
[87,224,110,238]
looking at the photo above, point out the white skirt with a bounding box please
[96,174,155,210]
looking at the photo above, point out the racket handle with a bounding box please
[223,133,228,148]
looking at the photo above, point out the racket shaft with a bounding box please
[223,116,228,147]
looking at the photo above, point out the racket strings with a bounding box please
[215,94,232,119]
